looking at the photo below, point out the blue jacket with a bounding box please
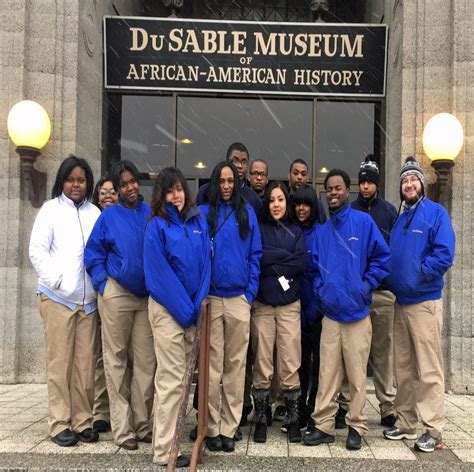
[197,181,263,217]
[299,223,321,328]
[85,197,150,298]
[352,193,398,290]
[200,201,262,304]
[257,217,306,307]
[387,197,455,304]
[143,205,211,328]
[312,204,391,323]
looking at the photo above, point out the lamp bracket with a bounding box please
[430,159,455,206]
[16,146,47,208]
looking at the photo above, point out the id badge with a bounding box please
[278,276,290,291]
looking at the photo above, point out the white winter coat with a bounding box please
[29,193,101,305]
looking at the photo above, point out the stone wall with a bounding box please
[0,0,142,383]
[1,0,472,391]
[384,0,473,393]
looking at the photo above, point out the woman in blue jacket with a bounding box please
[199,161,262,453]
[144,167,210,468]
[84,161,155,451]
[291,184,323,430]
[252,181,306,443]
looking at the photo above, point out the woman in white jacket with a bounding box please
[29,155,101,447]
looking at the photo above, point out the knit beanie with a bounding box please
[400,156,425,186]
[358,154,380,186]
[399,155,425,198]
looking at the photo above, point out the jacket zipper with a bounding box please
[77,207,86,306]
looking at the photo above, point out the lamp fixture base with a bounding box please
[16,146,47,208]
[430,159,455,205]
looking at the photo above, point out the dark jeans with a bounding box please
[298,316,322,424]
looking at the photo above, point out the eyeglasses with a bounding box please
[230,157,248,167]
[249,171,267,178]
[99,189,117,197]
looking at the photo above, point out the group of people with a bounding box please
[29,142,455,468]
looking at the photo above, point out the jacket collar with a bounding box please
[402,195,425,213]
[166,203,200,224]
[118,194,144,210]
[59,192,86,209]
[329,202,351,226]
[356,192,379,208]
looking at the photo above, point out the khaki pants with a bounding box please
[313,316,372,436]
[93,315,109,423]
[370,290,396,417]
[99,278,155,445]
[207,295,250,438]
[148,299,194,464]
[38,295,97,437]
[393,300,444,438]
[336,290,396,417]
[251,300,301,391]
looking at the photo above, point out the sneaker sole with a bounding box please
[384,432,417,440]
[414,442,442,453]
[414,444,434,453]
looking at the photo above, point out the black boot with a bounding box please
[239,403,253,427]
[252,388,269,443]
[284,389,301,443]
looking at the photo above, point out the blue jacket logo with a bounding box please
[348,236,359,241]
[412,229,423,234]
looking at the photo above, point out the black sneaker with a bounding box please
[380,414,397,427]
[220,435,235,452]
[51,428,79,447]
[335,406,347,429]
[205,435,222,451]
[159,455,190,468]
[346,426,362,450]
[77,428,99,443]
[303,426,335,446]
[92,420,110,433]
[273,405,286,421]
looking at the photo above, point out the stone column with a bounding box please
[385,0,473,393]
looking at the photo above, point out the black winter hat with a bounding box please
[358,154,380,186]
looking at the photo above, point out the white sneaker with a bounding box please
[383,427,417,440]
[414,432,442,452]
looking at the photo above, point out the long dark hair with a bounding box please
[260,181,290,223]
[92,175,113,208]
[207,161,249,240]
[291,184,319,227]
[110,160,140,191]
[52,155,94,200]
[150,167,193,221]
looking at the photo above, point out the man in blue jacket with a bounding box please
[303,169,391,451]
[350,155,398,427]
[383,156,455,453]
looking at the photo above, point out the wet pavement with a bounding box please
[0,383,472,470]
